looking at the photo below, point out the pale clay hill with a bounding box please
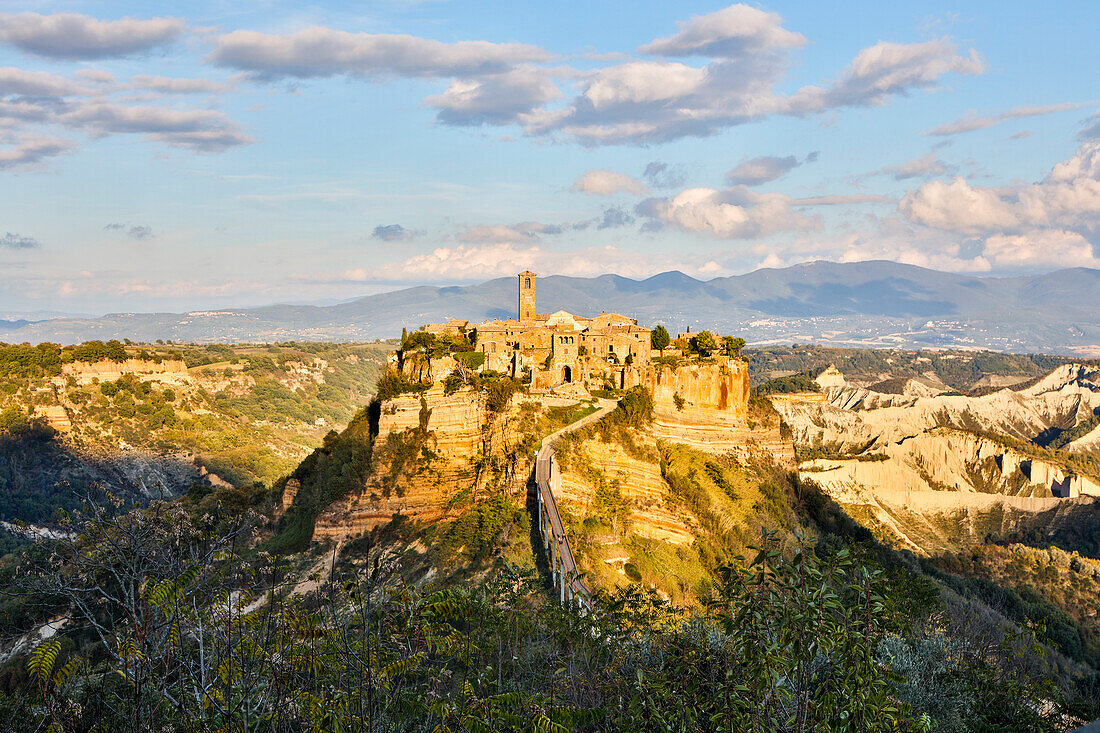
[778,363,1100,450]
[773,363,1100,554]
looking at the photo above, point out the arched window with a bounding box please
[525,277,531,288]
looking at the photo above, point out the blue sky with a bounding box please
[0,1,1098,314]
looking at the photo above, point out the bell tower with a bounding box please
[518,270,537,322]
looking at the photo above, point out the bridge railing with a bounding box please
[534,451,592,609]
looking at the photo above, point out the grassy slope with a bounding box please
[0,341,393,488]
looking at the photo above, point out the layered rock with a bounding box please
[776,373,1100,452]
[312,385,532,540]
[558,438,694,545]
[641,357,754,454]
[1068,422,1100,453]
[804,429,1051,499]
[798,426,1100,553]
[59,358,190,386]
[37,405,72,433]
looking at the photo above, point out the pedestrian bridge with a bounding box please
[531,399,617,608]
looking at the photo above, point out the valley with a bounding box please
[2,319,1100,729]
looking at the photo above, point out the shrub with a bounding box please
[375,371,428,402]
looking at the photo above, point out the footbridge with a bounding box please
[533,399,617,608]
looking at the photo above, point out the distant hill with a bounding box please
[6,260,1100,354]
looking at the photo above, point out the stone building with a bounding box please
[411,271,653,395]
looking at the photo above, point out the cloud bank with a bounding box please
[0,13,184,59]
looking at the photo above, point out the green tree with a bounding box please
[722,335,746,357]
[690,330,717,357]
[650,324,671,355]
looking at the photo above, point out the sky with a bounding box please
[0,1,1098,315]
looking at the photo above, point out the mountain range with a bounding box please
[6,260,1100,354]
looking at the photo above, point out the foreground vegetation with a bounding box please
[1,340,1099,730]
[0,483,1088,732]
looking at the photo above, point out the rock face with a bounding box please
[312,385,531,540]
[281,479,300,513]
[37,405,72,433]
[814,365,846,390]
[803,428,1082,500]
[59,359,190,386]
[558,438,694,545]
[642,357,754,453]
[1069,422,1100,452]
[774,363,1100,554]
[776,369,1100,452]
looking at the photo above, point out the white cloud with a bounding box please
[901,141,1100,236]
[0,134,75,169]
[788,39,983,113]
[356,242,728,281]
[638,185,817,239]
[61,103,252,152]
[425,66,561,125]
[206,6,982,148]
[725,155,800,185]
[208,27,552,79]
[877,153,952,180]
[0,13,184,59]
[74,69,115,85]
[638,4,805,59]
[982,230,1098,269]
[581,61,705,108]
[900,177,1019,234]
[572,169,649,196]
[924,102,1082,136]
[0,66,85,96]
[0,62,251,161]
[459,222,561,244]
[523,36,980,145]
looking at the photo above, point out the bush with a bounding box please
[614,386,654,427]
[375,371,428,402]
[453,351,485,371]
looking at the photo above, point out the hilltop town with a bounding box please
[395,270,749,399]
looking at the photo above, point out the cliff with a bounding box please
[641,357,763,454]
[311,384,532,540]
[776,376,1100,452]
[557,437,695,546]
[800,427,1100,554]
[59,358,190,386]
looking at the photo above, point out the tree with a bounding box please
[690,330,717,357]
[403,330,434,352]
[722,336,746,357]
[650,325,671,355]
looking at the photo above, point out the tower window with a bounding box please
[525,278,531,288]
